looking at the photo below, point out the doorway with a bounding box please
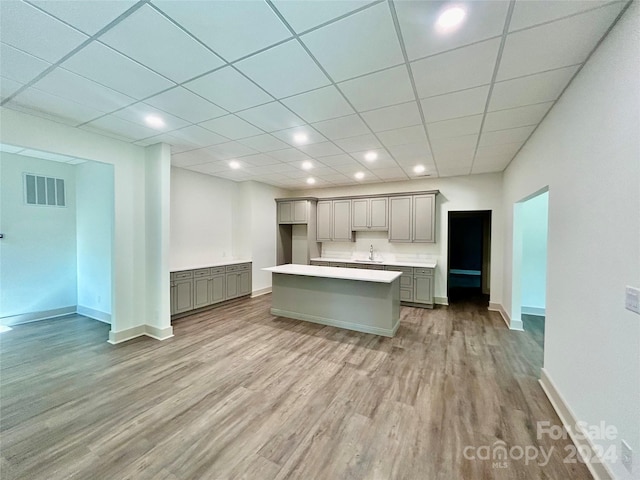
[447,210,491,304]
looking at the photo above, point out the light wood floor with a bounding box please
[1,295,591,480]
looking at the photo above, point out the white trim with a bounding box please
[270,307,400,338]
[108,324,173,344]
[145,325,174,341]
[76,305,111,324]
[488,302,524,331]
[251,287,272,298]
[434,296,449,306]
[1,306,76,326]
[521,306,546,317]
[539,369,615,480]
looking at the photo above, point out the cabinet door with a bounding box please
[239,271,251,296]
[414,276,433,304]
[389,196,412,242]
[413,194,435,243]
[400,288,414,302]
[369,197,388,230]
[226,273,238,299]
[193,276,211,309]
[316,201,332,241]
[351,199,369,230]
[293,200,307,223]
[210,274,225,304]
[278,201,292,223]
[332,199,352,241]
[174,279,194,314]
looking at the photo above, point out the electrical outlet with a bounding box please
[621,440,633,474]
[625,286,640,314]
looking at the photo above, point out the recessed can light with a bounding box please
[145,114,165,129]
[229,160,240,169]
[364,151,378,161]
[306,177,316,185]
[436,6,466,32]
[294,133,308,144]
[413,165,426,174]
[302,160,313,170]
[354,171,365,180]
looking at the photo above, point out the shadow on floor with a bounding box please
[522,314,545,350]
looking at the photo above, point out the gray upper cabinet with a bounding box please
[332,199,353,242]
[389,193,436,243]
[316,201,332,241]
[278,200,308,224]
[352,197,388,231]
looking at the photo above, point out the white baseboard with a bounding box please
[539,368,615,480]
[108,324,174,344]
[522,306,546,317]
[145,325,174,341]
[434,296,449,306]
[488,302,524,331]
[251,287,272,298]
[76,305,111,324]
[1,306,76,326]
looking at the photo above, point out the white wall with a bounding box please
[502,4,639,477]
[0,152,77,320]
[293,173,504,304]
[76,161,114,321]
[520,191,548,311]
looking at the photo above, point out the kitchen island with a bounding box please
[263,264,402,337]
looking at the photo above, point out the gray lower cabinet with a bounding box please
[172,278,194,314]
[210,274,225,303]
[225,263,252,300]
[414,275,433,305]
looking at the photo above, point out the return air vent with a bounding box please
[24,173,66,207]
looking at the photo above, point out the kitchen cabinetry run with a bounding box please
[352,197,388,231]
[170,262,251,317]
[389,193,436,243]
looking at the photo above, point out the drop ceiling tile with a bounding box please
[268,149,311,162]
[338,65,415,111]
[301,2,404,82]
[236,102,305,132]
[438,166,471,177]
[99,5,224,83]
[497,3,624,81]
[84,114,160,140]
[62,42,174,99]
[475,142,524,159]
[282,86,354,123]
[154,0,291,62]
[9,87,103,125]
[0,1,88,62]
[317,154,359,167]
[483,102,553,131]
[249,168,291,178]
[200,115,263,140]
[144,87,227,124]
[214,169,253,182]
[239,153,281,167]
[271,126,327,146]
[395,0,509,60]
[0,43,51,84]
[489,65,580,111]
[312,114,370,140]
[79,124,133,143]
[272,0,374,33]
[317,173,352,183]
[1,77,23,100]
[236,40,330,98]
[172,149,221,167]
[360,102,422,132]
[34,67,135,113]
[377,125,427,147]
[237,134,290,153]
[113,103,189,132]
[370,167,408,179]
[479,125,536,146]
[427,115,483,140]
[334,134,382,153]
[333,163,368,174]
[471,160,510,175]
[31,0,137,35]
[298,141,343,157]
[420,85,490,123]
[509,1,620,32]
[430,134,478,155]
[184,67,273,112]
[387,142,432,161]
[135,133,197,153]
[187,160,233,174]
[283,169,310,179]
[411,38,500,98]
[206,141,258,161]
[167,125,230,148]
[262,163,300,174]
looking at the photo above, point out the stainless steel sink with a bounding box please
[353,259,384,264]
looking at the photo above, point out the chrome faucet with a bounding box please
[369,244,374,261]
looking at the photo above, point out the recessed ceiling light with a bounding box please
[144,114,165,129]
[436,6,466,33]
[294,133,308,144]
[413,165,426,174]
[302,161,313,170]
[364,151,378,161]
[306,177,316,185]
[229,160,240,169]
[354,172,365,180]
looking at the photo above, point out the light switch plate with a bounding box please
[625,286,640,314]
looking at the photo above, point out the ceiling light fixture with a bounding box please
[413,165,426,174]
[364,151,378,161]
[229,160,240,169]
[306,177,316,185]
[144,114,165,129]
[436,6,466,33]
[354,172,365,180]
[294,133,308,144]
[302,161,313,170]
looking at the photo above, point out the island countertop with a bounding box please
[263,264,402,284]
[309,257,437,269]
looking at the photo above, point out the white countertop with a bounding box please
[171,259,252,272]
[310,257,437,269]
[263,264,402,283]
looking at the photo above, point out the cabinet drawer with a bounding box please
[367,265,385,270]
[210,266,226,275]
[193,268,210,277]
[385,265,413,275]
[329,262,347,268]
[237,263,251,271]
[311,261,330,266]
[174,270,193,279]
[414,268,434,277]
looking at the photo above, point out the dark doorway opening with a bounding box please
[447,211,491,304]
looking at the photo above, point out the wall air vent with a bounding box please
[24,173,66,207]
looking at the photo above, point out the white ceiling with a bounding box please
[0,0,628,189]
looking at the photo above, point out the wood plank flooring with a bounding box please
[1,296,591,479]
